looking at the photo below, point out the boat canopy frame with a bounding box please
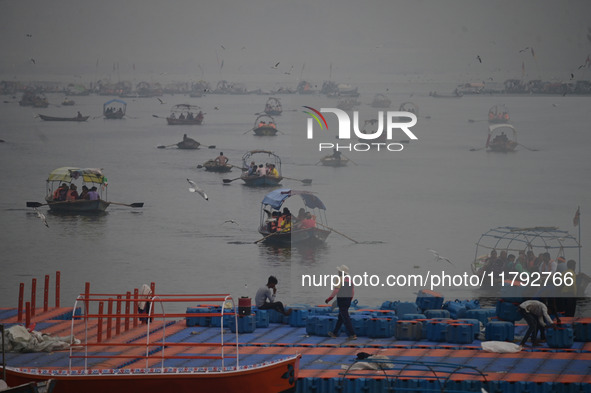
[241,150,282,176]
[45,167,108,200]
[69,291,239,373]
[473,226,581,262]
[253,114,277,128]
[103,99,127,113]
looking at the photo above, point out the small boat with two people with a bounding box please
[225,150,283,186]
[263,97,283,116]
[103,99,127,119]
[166,104,204,125]
[252,114,279,136]
[38,112,89,122]
[486,123,518,152]
[201,152,232,172]
[257,188,332,246]
[2,290,300,393]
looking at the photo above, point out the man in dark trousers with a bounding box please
[326,265,357,340]
[255,276,292,316]
[519,299,554,347]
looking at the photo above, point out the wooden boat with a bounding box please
[38,114,89,122]
[0,380,56,393]
[486,124,518,152]
[488,104,510,124]
[429,91,463,98]
[239,150,283,186]
[176,135,200,149]
[252,114,279,136]
[257,189,331,246]
[166,104,204,125]
[264,97,283,116]
[470,226,585,296]
[2,292,301,393]
[32,167,111,213]
[202,159,232,172]
[61,98,75,106]
[319,154,349,167]
[103,99,126,119]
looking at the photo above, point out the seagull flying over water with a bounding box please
[187,178,208,200]
[157,97,165,104]
[30,58,36,64]
[271,62,280,69]
[518,47,530,53]
[427,249,454,265]
[34,208,49,227]
[476,55,482,63]
[223,219,239,225]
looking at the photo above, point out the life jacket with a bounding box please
[66,190,78,202]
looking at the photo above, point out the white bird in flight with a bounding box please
[34,208,49,227]
[187,178,208,200]
[223,219,239,225]
[427,249,454,265]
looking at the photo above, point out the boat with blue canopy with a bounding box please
[103,99,126,119]
[257,189,331,246]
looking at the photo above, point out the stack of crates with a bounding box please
[396,320,423,341]
[367,317,395,338]
[574,318,591,341]
[446,322,474,344]
[229,314,257,333]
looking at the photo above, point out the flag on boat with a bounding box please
[573,206,580,227]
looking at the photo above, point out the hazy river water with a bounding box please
[1,81,590,315]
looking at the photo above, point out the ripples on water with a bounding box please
[1,84,590,316]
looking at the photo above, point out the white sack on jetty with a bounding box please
[2,325,80,352]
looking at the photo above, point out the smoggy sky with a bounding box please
[1,0,590,82]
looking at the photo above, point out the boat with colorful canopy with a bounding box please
[257,189,331,246]
[28,167,110,213]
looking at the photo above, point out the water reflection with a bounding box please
[257,242,330,266]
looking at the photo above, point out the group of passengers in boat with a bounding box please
[169,111,204,121]
[246,161,279,177]
[265,207,316,234]
[491,132,509,144]
[476,249,578,316]
[256,120,276,128]
[104,107,124,115]
[52,183,99,202]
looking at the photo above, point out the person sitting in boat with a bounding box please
[214,152,228,166]
[170,113,176,119]
[255,276,292,316]
[53,183,69,201]
[116,108,123,115]
[269,121,276,128]
[299,212,317,229]
[187,112,194,120]
[256,164,267,176]
[268,163,279,177]
[258,121,266,128]
[280,214,292,232]
[66,184,79,201]
[332,148,342,160]
[196,111,204,121]
[267,211,280,233]
[179,113,185,120]
[87,186,100,200]
[247,161,257,176]
[78,185,89,200]
[77,111,83,119]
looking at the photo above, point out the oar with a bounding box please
[223,177,242,184]
[27,201,48,208]
[283,177,312,185]
[157,144,177,149]
[109,202,144,208]
[242,128,255,135]
[254,232,281,244]
[469,146,486,151]
[518,143,538,152]
[317,223,359,244]
[468,119,487,123]
[152,114,165,119]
